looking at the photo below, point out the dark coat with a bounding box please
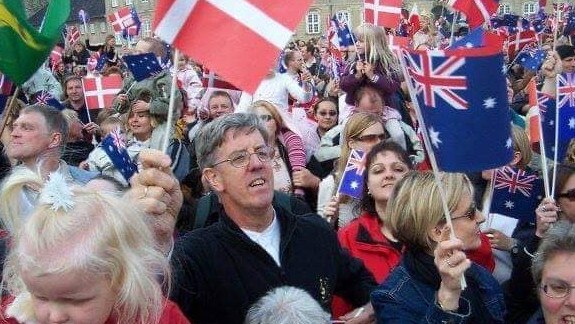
[170,206,376,323]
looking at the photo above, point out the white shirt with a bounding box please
[242,211,281,266]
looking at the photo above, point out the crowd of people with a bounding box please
[0,12,574,323]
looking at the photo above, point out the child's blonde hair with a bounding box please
[1,169,169,324]
[354,23,400,78]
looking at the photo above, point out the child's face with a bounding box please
[22,269,116,324]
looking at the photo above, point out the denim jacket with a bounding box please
[371,261,505,324]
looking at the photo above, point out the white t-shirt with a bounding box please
[242,211,281,266]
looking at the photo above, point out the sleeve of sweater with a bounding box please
[279,129,306,171]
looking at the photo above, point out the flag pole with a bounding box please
[551,76,560,198]
[397,48,467,289]
[538,108,551,198]
[161,48,180,154]
[449,12,458,47]
[553,5,559,49]
[0,87,21,140]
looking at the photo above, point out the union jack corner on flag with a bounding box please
[338,149,366,199]
[401,39,513,172]
[490,166,543,224]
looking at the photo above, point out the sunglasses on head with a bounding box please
[558,188,575,201]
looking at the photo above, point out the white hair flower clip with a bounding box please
[39,172,75,212]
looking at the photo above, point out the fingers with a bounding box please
[138,149,172,170]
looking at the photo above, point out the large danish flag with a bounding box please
[153,0,313,93]
[404,50,468,110]
[364,0,403,28]
[82,75,123,110]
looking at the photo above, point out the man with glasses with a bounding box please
[169,113,376,323]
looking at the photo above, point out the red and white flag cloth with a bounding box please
[507,30,538,60]
[153,0,313,93]
[50,45,64,68]
[82,75,123,110]
[108,7,136,33]
[447,0,499,29]
[364,0,402,28]
[387,35,410,53]
[66,25,80,45]
[202,68,240,91]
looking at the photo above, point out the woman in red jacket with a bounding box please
[333,141,412,318]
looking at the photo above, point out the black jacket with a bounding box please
[170,206,376,323]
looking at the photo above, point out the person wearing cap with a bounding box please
[541,44,575,96]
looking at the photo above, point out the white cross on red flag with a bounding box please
[82,75,123,110]
[108,7,136,33]
[153,0,313,93]
[364,0,403,28]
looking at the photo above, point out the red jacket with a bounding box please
[333,212,403,318]
[0,297,190,324]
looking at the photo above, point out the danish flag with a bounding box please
[404,50,468,110]
[364,0,403,28]
[108,7,136,33]
[82,75,123,110]
[153,0,313,93]
[557,72,575,109]
[494,166,538,197]
[387,35,410,53]
[65,25,80,45]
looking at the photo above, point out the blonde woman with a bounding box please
[372,172,504,323]
[318,112,386,228]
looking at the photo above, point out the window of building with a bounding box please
[89,23,96,34]
[523,2,537,15]
[141,0,148,3]
[111,0,118,7]
[306,11,320,34]
[80,24,86,35]
[100,22,107,33]
[125,0,133,5]
[142,19,151,37]
[114,33,123,44]
[498,3,511,15]
[336,11,350,24]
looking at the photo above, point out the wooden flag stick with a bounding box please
[0,87,21,140]
[551,77,560,198]
[397,49,467,290]
[161,49,180,155]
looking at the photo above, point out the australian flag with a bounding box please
[490,166,543,224]
[123,53,163,82]
[402,44,512,172]
[546,73,575,161]
[330,15,354,47]
[538,92,561,160]
[102,129,138,182]
[564,11,575,36]
[32,91,64,110]
[338,149,366,199]
[516,46,546,71]
[450,28,485,49]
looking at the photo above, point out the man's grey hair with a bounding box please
[532,220,575,286]
[244,286,330,324]
[195,113,269,170]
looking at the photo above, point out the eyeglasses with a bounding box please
[258,114,274,122]
[356,133,386,143]
[451,203,478,221]
[541,280,575,299]
[557,188,575,201]
[318,111,337,117]
[211,146,275,168]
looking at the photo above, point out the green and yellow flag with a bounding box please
[0,0,70,85]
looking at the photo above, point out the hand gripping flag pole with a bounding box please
[397,49,467,290]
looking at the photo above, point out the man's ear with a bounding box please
[48,132,62,149]
[203,168,223,192]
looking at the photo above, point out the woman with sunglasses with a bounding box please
[248,100,307,197]
[371,172,505,323]
[529,220,575,324]
[318,112,386,229]
[506,163,575,323]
